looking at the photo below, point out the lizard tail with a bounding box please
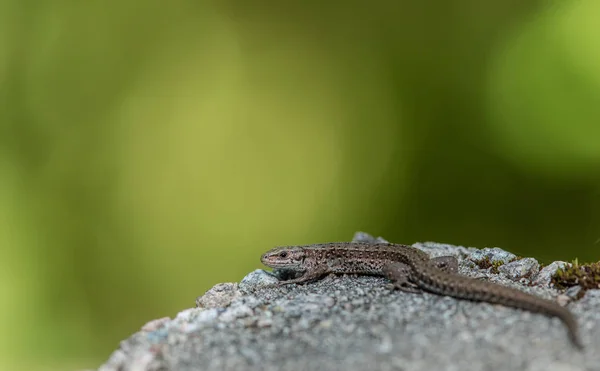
[469,282,583,350]
[413,268,584,350]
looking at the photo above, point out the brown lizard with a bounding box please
[260,242,583,349]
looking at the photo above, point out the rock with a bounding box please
[468,247,517,264]
[534,261,569,287]
[565,285,584,300]
[239,269,281,293]
[140,317,170,332]
[196,282,241,309]
[96,234,598,371]
[352,231,389,243]
[498,257,540,281]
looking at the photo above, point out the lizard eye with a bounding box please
[279,251,288,258]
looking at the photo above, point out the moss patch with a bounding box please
[552,259,600,293]
[474,256,515,274]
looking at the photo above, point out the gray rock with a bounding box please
[97,235,599,371]
[557,294,571,307]
[498,257,540,281]
[219,302,254,323]
[413,241,472,259]
[565,285,584,299]
[525,361,584,371]
[468,246,517,264]
[352,231,377,242]
[352,231,389,243]
[140,317,170,332]
[195,282,241,308]
[239,269,279,293]
[535,261,569,287]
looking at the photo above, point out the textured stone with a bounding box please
[97,235,598,371]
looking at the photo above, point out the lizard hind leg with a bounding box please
[382,262,423,294]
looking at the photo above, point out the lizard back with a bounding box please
[302,242,429,275]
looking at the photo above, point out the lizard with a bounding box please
[260,241,583,349]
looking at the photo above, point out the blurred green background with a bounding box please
[1,0,599,369]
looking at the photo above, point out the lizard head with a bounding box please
[260,246,305,269]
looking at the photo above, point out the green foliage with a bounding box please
[472,256,521,274]
[1,1,599,370]
[473,256,507,274]
[552,259,600,293]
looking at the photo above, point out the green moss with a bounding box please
[474,256,514,274]
[475,256,493,269]
[551,259,600,294]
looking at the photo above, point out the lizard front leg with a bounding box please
[381,262,422,294]
[429,256,459,274]
[276,266,329,285]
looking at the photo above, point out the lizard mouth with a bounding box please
[262,259,294,269]
[260,254,283,268]
[260,255,302,270]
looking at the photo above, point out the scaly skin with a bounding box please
[260,242,583,349]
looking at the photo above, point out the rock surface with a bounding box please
[97,233,599,371]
